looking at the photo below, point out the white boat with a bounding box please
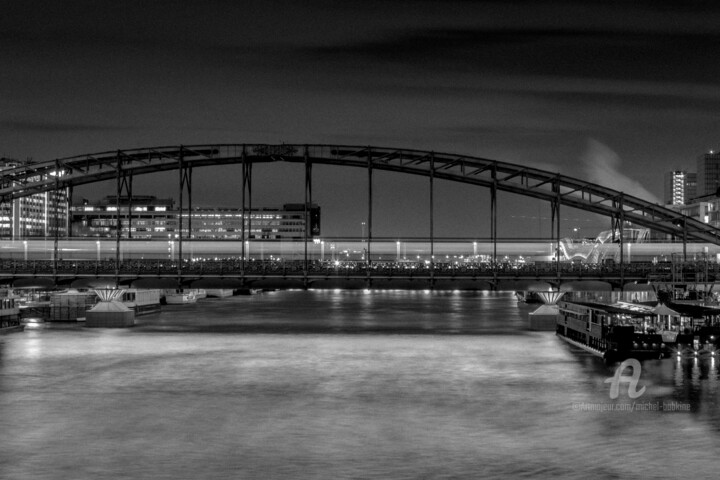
[205,289,234,298]
[164,290,198,305]
[119,289,162,315]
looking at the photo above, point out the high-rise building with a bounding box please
[696,150,720,197]
[664,170,697,205]
[70,196,321,240]
[0,158,69,238]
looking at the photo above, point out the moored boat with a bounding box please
[556,299,720,362]
[119,289,162,315]
[0,294,23,334]
[205,289,234,298]
[515,291,543,304]
[164,290,198,305]
[557,301,666,362]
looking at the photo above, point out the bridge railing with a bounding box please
[0,258,707,280]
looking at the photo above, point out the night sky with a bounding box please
[2,0,720,239]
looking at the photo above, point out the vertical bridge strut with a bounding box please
[304,146,312,288]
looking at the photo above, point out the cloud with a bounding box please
[0,119,127,133]
[580,139,660,203]
[309,27,720,85]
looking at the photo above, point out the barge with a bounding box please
[556,300,720,362]
[557,301,665,362]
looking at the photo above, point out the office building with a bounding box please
[696,150,720,197]
[70,196,320,240]
[0,158,69,238]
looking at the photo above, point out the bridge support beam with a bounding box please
[177,147,193,290]
[612,195,626,285]
[115,150,132,288]
[619,195,625,284]
[491,165,498,283]
[551,175,561,282]
[186,167,192,246]
[430,152,435,288]
[304,146,312,289]
[240,147,248,282]
[66,185,73,239]
[126,176,133,239]
[366,148,373,287]
[53,159,60,284]
[177,149,183,289]
[113,155,134,287]
[551,199,560,280]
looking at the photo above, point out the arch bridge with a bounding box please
[1,144,718,288]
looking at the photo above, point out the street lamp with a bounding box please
[361,222,366,242]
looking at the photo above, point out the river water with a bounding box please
[1,290,719,479]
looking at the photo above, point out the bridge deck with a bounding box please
[1,259,713,288]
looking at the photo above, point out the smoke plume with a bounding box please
[580,139,660,204]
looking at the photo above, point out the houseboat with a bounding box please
[658,302,720,357]
[557,299,720,362]
[0,294,22,334]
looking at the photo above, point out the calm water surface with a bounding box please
[1,290,719,479]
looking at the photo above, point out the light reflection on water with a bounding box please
[1,290,719,479]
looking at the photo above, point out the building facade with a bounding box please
[664,170,697,206]
[677,200,717,227]
[0,158,69,238]
[71,196,321,240]
[696,151,720,197]
[71,196,175,238]
[669,186,720,228]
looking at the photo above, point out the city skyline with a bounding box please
[3,1,720,237]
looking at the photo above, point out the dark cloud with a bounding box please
[0,119,128,133]
[515,89,720,113]
[311,28,720,84]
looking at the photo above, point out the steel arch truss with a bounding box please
[1,144,718,244]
